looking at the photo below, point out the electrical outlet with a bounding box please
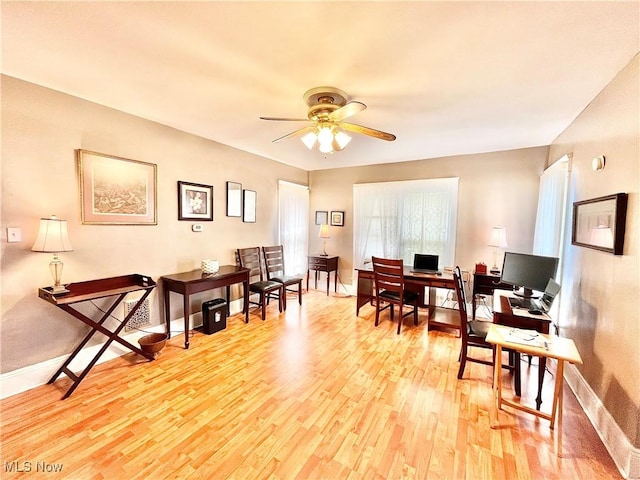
[7,228,22,243]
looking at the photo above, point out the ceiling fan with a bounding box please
[260,87,396,153]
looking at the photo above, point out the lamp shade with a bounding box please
[488,226,508,248]
[590,225,613,248]
[318,224,330,239]
[31,216,73,253]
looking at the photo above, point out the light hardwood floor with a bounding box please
[1,290,621,479]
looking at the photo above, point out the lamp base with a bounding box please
[47,285,70,295]
[490,267,500,275]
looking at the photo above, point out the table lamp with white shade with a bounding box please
[318,223,330,256]
[488,226,508,274]
[32,215,73,294]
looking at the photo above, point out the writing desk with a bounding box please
[356,267,458,332]
[486,324,582,456]
[493,290,552,409]
[161,265,250,349]
[38,274,156,399]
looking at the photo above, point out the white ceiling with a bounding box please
[2,1,638,171]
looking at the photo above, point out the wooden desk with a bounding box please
[161,266,250,349]
[472,272,513,319]
[38,274,156,399]
[307,255,338,296]
[486,324,582,456]
[493,290,552,410]
[356,267,458,332]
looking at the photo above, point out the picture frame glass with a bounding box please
[330,211,344,226]
[226,181,242,217]
[77,149,157,225]
[178,181,213,221]
[315,211,328,225]
[243,190,256,223]
[572,193,627,255]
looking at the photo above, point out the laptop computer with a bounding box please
[509,278,561,312]
[411,254,440,274]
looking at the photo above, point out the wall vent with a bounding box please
[123,298,150,332]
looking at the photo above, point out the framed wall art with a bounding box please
[226,181,242,217]
[178,181,214,221]
[315,211,328,225]
[77,149,157,225]
[330,210,345,227]
[572,193,627,255]
[243,189,256,223]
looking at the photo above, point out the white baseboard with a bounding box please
[565,363,639,479]
[0,299,245,400]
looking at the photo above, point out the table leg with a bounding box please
[306,269,310,292]
[334,269,338,293]
[550,359,565,456]
[225,285,231,317]
[314,270,318,289]
[183,293,190,349]
[243,280,249,323]
[536,357,547,410]
[491,344,503,428]
[326,271,330,296]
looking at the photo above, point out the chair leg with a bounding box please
[281,286,287,310]
[457,346,467,379]
[396,304,403,334]
[261,293,266,321]
[374,298,381,326]
[413,305,418,326]
[298,283,302,305]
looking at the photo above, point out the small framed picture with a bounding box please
[226,181,242,217]
[315,210,328,225]
[178,181,213,221]
[243,189,257,223]
[330,210,345,227]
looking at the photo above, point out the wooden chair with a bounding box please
[237,247,283,321]
[372,256,420,334]
[454,266,519,386]
[261,245,303,310]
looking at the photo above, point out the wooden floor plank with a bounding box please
[0,290,622,479]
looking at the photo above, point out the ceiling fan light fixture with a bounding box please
[317,126,333,145]
[334,130,351,149]
[319,141,333,154]
[301,131,317,149]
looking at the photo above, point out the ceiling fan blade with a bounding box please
[340,123,396,141]
[329,101,366,122]
[260,116,310,122]
[272,126,315,143]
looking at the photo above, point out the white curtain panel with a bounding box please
[353,178,459,271]
[533,156,571,258]
[278,180,309,276]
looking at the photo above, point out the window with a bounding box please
[278,180,309,275]
[353,178,459,270]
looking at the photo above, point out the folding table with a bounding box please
[38,274,156,399]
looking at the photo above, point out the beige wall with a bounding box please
[0,76,307,373]
[549,55,639,446]
[308,147,549,285]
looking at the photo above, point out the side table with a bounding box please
[307,255,338,296]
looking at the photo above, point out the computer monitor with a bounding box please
[500,252,559,298]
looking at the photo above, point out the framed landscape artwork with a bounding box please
[178,181,214,221]
[572,193,627,255]
[77,149,157,225]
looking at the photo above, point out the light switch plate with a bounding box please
[7,227,22,243]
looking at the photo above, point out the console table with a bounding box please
[307,255,338,296]
[161,265,250,349]
[472,272,513,319]
[38,274,157,399]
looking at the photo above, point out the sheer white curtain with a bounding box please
[353,178,459,270]
[533,155,571,258]
[278,180,309,275]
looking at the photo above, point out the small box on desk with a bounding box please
[202,298,227,335]
[475,262,487,274]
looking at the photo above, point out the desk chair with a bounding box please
[454,266,518,382]
[262,245,303,309]
[237,247,283,321]
[372,256,419,334]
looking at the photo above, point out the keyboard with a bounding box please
[509,298,543,311]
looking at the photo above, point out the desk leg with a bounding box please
[243,279,249,323]
[164,288,172,338]
[326,271,330,296]
[183,293,190,349]
[306,269,310,292]
[536,358,547,410]
[428,287,436,318]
